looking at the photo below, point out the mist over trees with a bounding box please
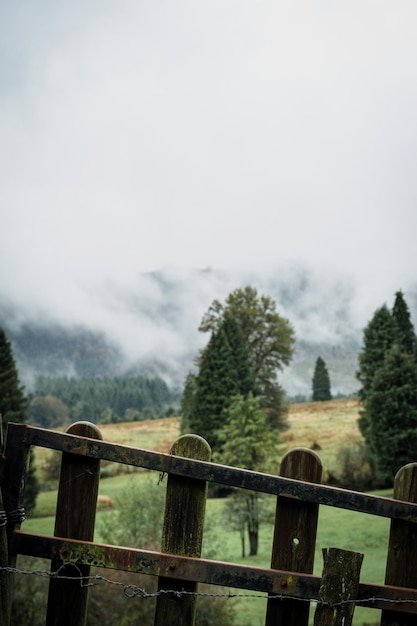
[1,266,382,397]
[357,290,417,484]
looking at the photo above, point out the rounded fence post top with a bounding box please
[66,421,103,441]
[170,434,211,461]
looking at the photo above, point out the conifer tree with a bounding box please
[312,356,332,401]
[366,347,417,483]
[188,326,239,451]
[179,372,197,435]
[0,327,39,511]
[392,290,417,355]
[356,305,399,403]
[221,314,257,397]
[357,291,417,485]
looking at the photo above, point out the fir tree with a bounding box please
[221,314,257,397]
[357,305,398,441]
[392,290,417,356]
[312,357,332,401]
[0,327,39,512]
[188,326,239,451]
[366,347,417,484]
[357,304,399,402]
[0,329,27,427]
[179,373,197,435]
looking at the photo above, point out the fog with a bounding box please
[2,2,417,392]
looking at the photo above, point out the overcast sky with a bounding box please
[2,1,417,334]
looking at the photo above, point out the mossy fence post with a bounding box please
[266,448,322,626]
[313,548,363,626]
[381,462,417,626]
[45,421,102,626]
[154,434,211,626]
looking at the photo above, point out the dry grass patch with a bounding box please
[283,398,363,474]
[99,416,180,452]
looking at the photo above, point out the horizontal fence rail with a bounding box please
[13,531,417,615]
[15,422,417,522]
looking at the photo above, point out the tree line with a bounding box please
[29,375,178,427]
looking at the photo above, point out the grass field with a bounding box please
[26,399,387,625]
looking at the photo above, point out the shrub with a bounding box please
[328,443,377,491]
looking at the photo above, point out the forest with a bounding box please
[27,375,179,428]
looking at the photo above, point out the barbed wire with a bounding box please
[1,563,417,610]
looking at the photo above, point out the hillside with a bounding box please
[92,398,363,479]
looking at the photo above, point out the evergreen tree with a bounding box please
[0,329,27,427]
[188,326,239,450]
[366,347,417,484]
[312,357,332,401]
[221,314,257,397]
[179,373,197,435]
[392,290,417,355]
[0,327,39,512]
[357,305,398,441]
[356,304,398,405]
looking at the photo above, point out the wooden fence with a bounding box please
[1,419,417,625]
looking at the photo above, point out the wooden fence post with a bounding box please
[313,548,363,626]
[0,416,10,626]
[2,421,32,626]
[154,434,211,626]
[265,448,322,626]
[381,462,417,626]
[45,421,102,626]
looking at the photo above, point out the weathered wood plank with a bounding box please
[45,422,102,626]
[13,531,417,615]
[13,423,417,522]
[381,463,417,626]
[313,548,363,626]
[266,448,322,626]
[154,435,211,626]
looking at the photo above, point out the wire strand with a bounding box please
[1,564,417,609]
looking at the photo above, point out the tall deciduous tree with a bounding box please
[312,357,332,401]
[199,286,295,427]
[215,393,279,556]
[0,328,39,512]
